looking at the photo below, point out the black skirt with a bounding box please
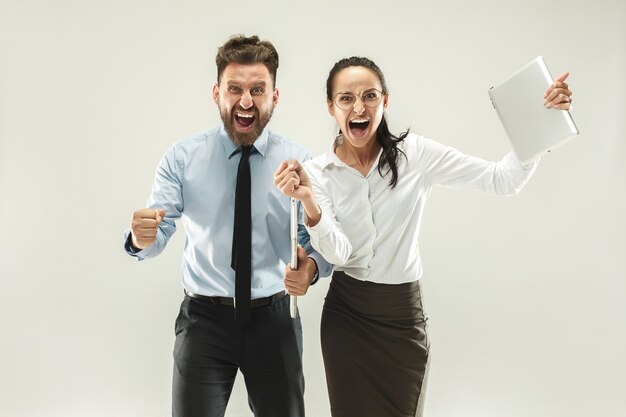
[321,271,430,417]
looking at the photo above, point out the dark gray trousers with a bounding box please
[172,294,304,417]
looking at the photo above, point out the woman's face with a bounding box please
[328,66,388,149]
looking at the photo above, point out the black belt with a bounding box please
[184,290,286,309]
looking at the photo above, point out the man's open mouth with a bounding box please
[235,112,256,129]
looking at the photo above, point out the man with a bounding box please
[123,34,331,417]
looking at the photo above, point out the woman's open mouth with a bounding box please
[349,118,370,137]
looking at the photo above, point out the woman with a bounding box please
[274,57,572,417]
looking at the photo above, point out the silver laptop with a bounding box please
[488,56,579,165]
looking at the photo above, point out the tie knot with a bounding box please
[241,145,252,157]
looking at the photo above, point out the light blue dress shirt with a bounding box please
[124,125,332,299]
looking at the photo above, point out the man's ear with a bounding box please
[211,83,219,104]
[273,88,279,107]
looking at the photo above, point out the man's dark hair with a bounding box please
[216,34,279,86]
[326,56,408,189]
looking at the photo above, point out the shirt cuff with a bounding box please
[307,256,320,285]
[123,230,150,259]
[304,208,334,241]
[307,251,332,279]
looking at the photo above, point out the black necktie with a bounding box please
[232,145,252,323]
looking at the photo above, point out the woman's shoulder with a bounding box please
[398,132,426,154]
[399,132,447,155]
[303,151,335,173]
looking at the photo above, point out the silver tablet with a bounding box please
[489,56,579,164]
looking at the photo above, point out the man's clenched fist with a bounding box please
[130,208,166,250]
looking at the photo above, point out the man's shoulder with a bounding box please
[163,128,222,161]
[266,129,312,160]
[172,128,216,150]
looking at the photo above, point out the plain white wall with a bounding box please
[1,0,624,416]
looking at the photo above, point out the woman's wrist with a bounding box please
[301,189,322,227]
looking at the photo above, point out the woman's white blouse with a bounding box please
[303,133,538,284]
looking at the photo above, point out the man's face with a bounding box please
[212,63,279,146]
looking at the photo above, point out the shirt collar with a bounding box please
[218,124,269,159]
[318,148,343,170]
[318,142,384,175]
[319,135,351,170]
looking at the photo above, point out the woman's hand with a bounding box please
[274,160,322,226]
[544,72,573,110]
[274,160,312,201]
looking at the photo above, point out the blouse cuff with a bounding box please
[304,208,334,240]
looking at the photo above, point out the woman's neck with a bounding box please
[335,137,381,177]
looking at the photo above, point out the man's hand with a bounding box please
[284,245,317,296]
[130,208,166,250]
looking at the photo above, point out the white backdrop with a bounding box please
[1,1,624,416]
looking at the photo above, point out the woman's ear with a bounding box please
[327,99,335,116]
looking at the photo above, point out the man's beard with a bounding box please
[220,103,274,146]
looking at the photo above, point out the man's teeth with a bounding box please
[236,112,254,118]
[351,118,369,123]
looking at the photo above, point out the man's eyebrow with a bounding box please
[224,80,267,87]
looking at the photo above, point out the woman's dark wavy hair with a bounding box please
[326,56,408,188]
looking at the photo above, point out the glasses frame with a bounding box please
[332,88,385,111]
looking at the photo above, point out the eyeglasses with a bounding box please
[332,88,384,110]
